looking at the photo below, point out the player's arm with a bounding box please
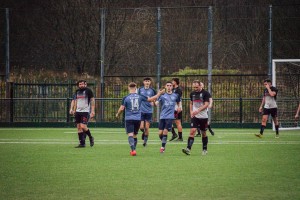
[208,98,213,109]
[259,97,265,112]
[295,103,300,119]
[69,100,75,115]
[265,85,277,96]
[177,101,182,113]
[147,89,164,102]
[116,105,125,118]
[90,97,95,118]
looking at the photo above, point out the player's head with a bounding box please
[200,82,205,89]
[165,81,173,93]
[263,78,272,86]
[143,77,152,87]
[128,82,137,90]
[77,80,87,89]
[172,78,179,87]
[192,80,201,91]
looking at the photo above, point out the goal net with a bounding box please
[272,59,300,130]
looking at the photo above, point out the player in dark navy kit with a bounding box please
[169,77,184,141]
[70,80,95,148]
[182,80,210,156]
[155,81,181,153]
[116,82,163,156]
[255,79,279,138]
[137,77,156,147]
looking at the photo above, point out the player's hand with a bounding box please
[295,114,299,120]
[90,112,95,119]
[265,84,270,89]
[69,110,75,115]
[177,107,182,113]
[115,113,119,118]
[259,107,263,113]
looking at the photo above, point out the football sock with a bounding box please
[140,129,144,133]
[260,125,266,134]
[275,125,279,135]
[202,136,208,150]
[128,136,135,150]
[144,135,148,143]
[162,135,167,148]
[85,129,92,138]
[171,127,177,136]
[208,125,213,133]
[187,137,194,150]
[159,134,163,141]
[178,132,182,139]
[78,132,85,145]
[134,138,137,147]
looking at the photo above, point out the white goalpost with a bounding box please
[272,59,300,131]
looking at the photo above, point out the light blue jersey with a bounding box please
[158,93,180,119]
[122,93,147,120]
[138,87,156,113]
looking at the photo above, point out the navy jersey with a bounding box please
[74,88,94,112]
[190,89,210,118]
[122,93,148,120]
[173,86,182,110]
[157,93,180,119]
[138,87,157,113]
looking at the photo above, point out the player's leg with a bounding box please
[182,118,198,155]
[160,119,172,153]
[75,112,86,148]
[208,121,215,136]
[175,112,183,141]
[271,108,279,138]
[200,118,208,155]
[140,114,145,140]
[143,120,151,146]
[133,120,140,149]
[126,120,136,156]
[81,112,94,147]
[169,112,178,141]
[256,109,269,138]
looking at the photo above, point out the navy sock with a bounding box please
[162,135,167,148]
[159,134,163,141]
[260,125,266,134]
[178,132,182,139]
[134,138,137,148]
[275,125,279,134]
[171,127,177,135]
[85,129,92,138]
[187,137,194,149]
[128,136,135,150]
[202,136,208,150]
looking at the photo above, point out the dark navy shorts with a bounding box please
[125,120,141,134]
[191,117,208,131]
[174,111,182,120]
[75,112,89,124]
[263,108,277,118]
[141,113,153,122]
[158,119,173,131]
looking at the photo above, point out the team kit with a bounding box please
[70,78,286,156]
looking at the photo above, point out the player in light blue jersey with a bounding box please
[137,77,157,147]
[116,82,163,156]
[155,81,181,153]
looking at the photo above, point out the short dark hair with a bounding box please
[264,78,272,83]
[193,80,201,85]
[77,80,86,86]
[172,77,180,85]
[128,82,137,88]
[143,77,151,81]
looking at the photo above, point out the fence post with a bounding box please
[156,7,162,122]
[99,8,106,122]
[66,98,70,122]
[239,97,243,124]
[268,5,273,78]
[207,6,213,123]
